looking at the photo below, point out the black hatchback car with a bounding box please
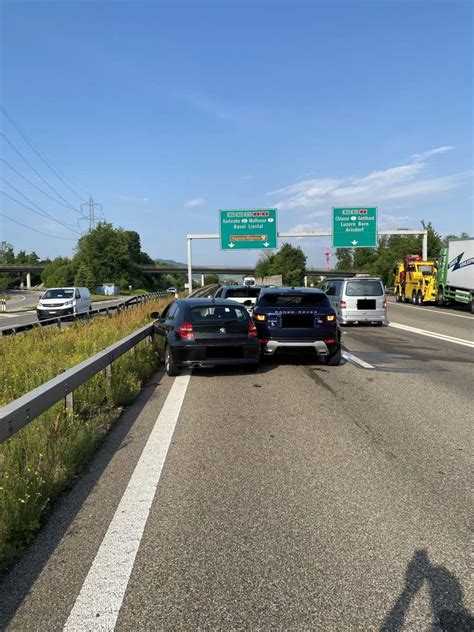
[252,288,341,365]
[153,298,260,376]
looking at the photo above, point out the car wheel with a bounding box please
[470,300,474,315]
[417,291,423,305]
[165,345,179,377]
[395,291,401,303]
[411,291,417,304]
[325,346,342,366]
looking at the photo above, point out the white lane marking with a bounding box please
[64,372,192,631]
[342,351,375,369]
[388,301,473,320]
[389,322,474,348]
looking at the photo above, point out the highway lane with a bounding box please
[386,297,474,343]
[1,312,472,630]
[0,297,134,329]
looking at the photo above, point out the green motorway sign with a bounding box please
[220,209,278,250]
[332,207,377,248]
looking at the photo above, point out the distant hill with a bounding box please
[154,258,187,268]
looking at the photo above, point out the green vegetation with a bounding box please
[255,243,307,286]
[0,298,169,569]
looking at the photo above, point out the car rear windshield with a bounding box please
[42,289,74,299]
[189,305,249,322]
[259,293,330,307]
[223,288,261,298]
[345,280,383,296]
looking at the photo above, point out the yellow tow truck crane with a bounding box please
[393,254,437,304]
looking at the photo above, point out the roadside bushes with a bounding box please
[0,300,168,569]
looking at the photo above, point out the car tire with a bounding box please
[412,291,417,304]
[325,346,342,366]
[417,291,423,305]
[165,345,179,377]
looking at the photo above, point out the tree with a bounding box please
[256,243,307,286]
[204,274,219,284]
[42,257,75,287]
[335,248,353,270]
[74,263,97,290]
[255,252,274,279]
[74,222,155,290]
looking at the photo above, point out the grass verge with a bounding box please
[0,298,169,569]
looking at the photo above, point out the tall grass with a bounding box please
[0,300,168,569]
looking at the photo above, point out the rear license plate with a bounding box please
[281,314,314,328]
[357,300,376,310]
[206,346,244,359]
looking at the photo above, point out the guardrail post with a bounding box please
[65,390,74,413]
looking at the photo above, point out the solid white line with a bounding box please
[63,372,192,631]
[342,351,375,369]
[389,322,474,348]
[389,301,473,320]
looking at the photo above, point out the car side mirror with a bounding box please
[150,311,161,319]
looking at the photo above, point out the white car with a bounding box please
[37,287,92,321]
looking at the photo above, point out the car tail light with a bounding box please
[326,314,336,322]
[254,313,267,322]
[324,338,336,344]
[176,321,195,341]
[383,300,387,308]
[248,321,258,337]
[340,300,347,309]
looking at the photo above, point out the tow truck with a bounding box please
[393,254,437,304]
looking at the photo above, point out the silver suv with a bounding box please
[321,276,388,326]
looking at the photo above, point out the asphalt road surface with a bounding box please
[0,302,472,631]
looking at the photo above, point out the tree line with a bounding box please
[0,223,188,293]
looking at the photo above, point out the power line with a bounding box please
[1,187,82,235]
[1,177,81,230]
[1,106,89,203]
[1,157,85,214]
[0,132,85,215]
[0,212,77,240]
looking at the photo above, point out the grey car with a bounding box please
[321,276,388,326]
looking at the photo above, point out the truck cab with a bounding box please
[393,255,437,304]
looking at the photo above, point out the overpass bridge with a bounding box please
[0,264,357,289]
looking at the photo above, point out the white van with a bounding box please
[321,276,388,326]
[37,287,92,321]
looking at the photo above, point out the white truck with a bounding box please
[436,238,474,313]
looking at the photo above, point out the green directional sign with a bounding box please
[332,207,377,248]
[220,209,278,250]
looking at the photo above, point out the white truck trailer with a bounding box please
[436,238,474,312]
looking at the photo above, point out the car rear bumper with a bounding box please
[263,339,335,356]
[339,310,388,325]
[171,343,259,366]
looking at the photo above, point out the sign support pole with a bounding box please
[187,237,192,296]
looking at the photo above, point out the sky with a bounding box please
[1,0,472,267]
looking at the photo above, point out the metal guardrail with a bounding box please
[0,323,156,444]
[188,284,220,298]
[0,291,172,337]
[0,286,222,443]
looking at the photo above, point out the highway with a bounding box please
[0,302,472,630]
[0,293,134,330]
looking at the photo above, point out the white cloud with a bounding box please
[268,148,466,213]
[184,197,205,208]
[411,146,453,161]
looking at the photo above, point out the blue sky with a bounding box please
[1,0,472,267]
